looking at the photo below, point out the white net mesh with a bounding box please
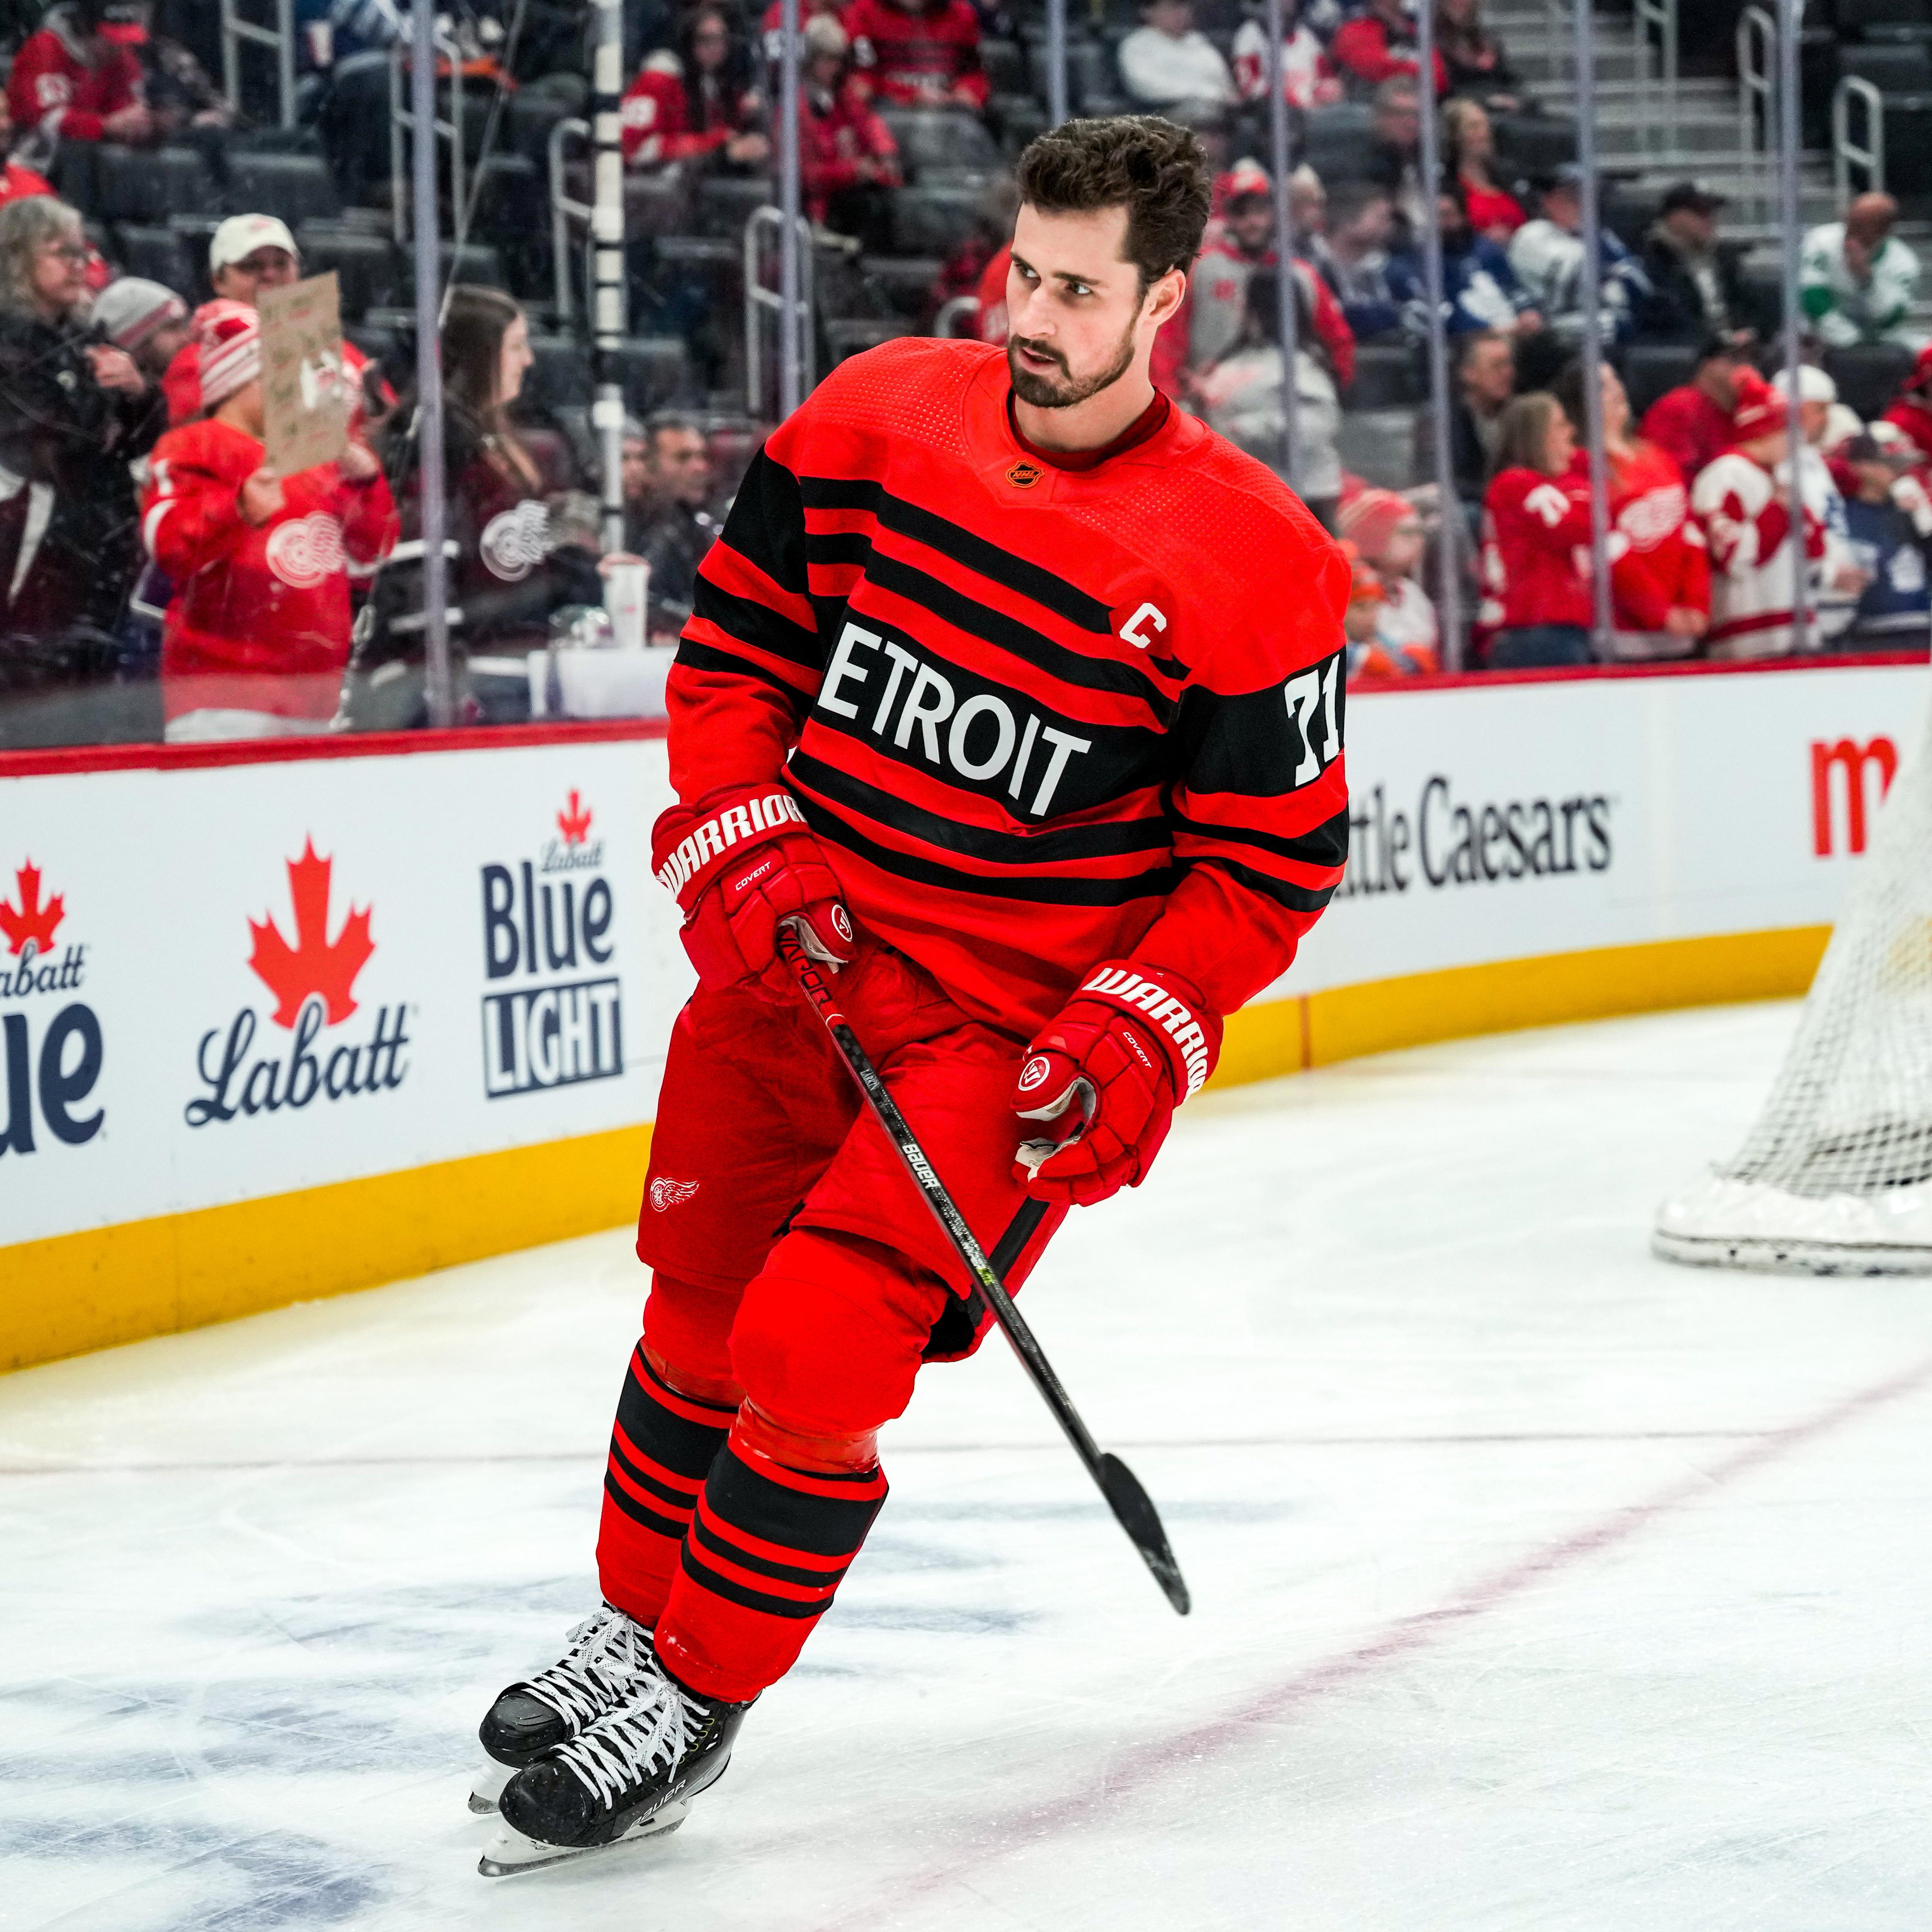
[1655,702,1932,1273]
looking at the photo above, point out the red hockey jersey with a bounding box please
[7,16,141,142]
[1573,441,1711,632]
[1640,383,1734,486]
[846,0,988,107]
[798,79,900,223]
[1480,465,1594,632]
[621,52,762,166]
[142,417,398,723]
[671,337,1350,1034]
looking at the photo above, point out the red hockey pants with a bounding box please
[595,942,1065,1703]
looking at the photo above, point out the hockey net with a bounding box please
[1654,702,1932,1274]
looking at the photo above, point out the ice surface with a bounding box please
[8,1001,1932,1931]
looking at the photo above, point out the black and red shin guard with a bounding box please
[654,1420,889,1703]
[595,1341,738,1625]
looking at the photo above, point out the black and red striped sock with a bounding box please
[654,1427,889,1703]
[595,1342,738,1626]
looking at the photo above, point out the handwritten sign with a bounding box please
[258,271,350,475]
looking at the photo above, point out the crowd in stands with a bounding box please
[0,0,1930,747]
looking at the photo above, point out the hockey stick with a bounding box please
[779,927,1191,1616]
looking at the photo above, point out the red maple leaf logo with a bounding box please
[558,790,593,846]
[0,859,63,957]
[247,840,375,1029]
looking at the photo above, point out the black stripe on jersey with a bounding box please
[860,551,1180,718]
[675,637,811,708]
[798,475,1114,635]
[689,1512,852,1593]
[1172,805,1351,871]
[797,788,1180,906]
[603,1467,690,1541]
[678,1543,831,1620]
[692,575,824,671]
[791,750,1173,865]
[1174,654,1345,797]
[1194,853,1337,915]
[704,1448,886,1557]
[722,447,811,594]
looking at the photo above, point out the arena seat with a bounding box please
[297,227,402,321]
[875,107,1002,183]
[1347,343,1422,409]
[889,184,983,256]
[93,144,213,225]
[1622,341,1699,418]
[1824,341,1918,420]
[109,224,193,296]
[228,151,342,228]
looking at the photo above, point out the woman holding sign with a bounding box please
[141,302,397,741]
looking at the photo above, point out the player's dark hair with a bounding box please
[1015,116,1213,293]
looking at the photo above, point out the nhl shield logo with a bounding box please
[1004,459,1044,490]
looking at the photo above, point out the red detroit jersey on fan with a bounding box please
[669,333,1353,1038]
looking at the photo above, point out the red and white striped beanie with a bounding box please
[195,299,261,410]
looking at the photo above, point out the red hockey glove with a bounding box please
[1010,962,1222,1206]
[653,783,857,996]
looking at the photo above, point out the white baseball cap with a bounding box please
[209,213,299,275]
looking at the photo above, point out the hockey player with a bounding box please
[473,115,1350,1875]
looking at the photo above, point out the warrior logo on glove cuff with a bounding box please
[656,793,806,898]
[1080,966,1213,1096]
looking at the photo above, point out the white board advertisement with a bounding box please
[1,661,1927,1257]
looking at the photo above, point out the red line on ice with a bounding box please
[812,1351,1932,1932]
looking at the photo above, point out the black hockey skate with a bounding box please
[469,1604,661,1814]
[477,1667,750,1877]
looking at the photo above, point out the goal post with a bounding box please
[1654,702,1932,1274]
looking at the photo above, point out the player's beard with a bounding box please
[1007,316,1138,410]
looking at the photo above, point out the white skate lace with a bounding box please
[518,1605,662,1731]
[555,1678,705,1809]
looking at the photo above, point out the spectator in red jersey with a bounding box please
[7,0,152,150]
[1117,0,1237,111]
[1552,356,1709,657]
[1478,390,1596,666]
[1232,0,1342,111]
[1881,344,1932,480]
[1690,373,1826,658]
[1339,486,1439,673]
[1640,333,1748,484]
[1434,0,1519,108]
[622,5,770,170]
[1332,0,1447,96]
[142,303,397,741]
[1189,161,1356,387]
[847,0,987,107]
[0,95,53,211]
[163,217,391,435]
[797,15,901,247]
[1441,98,1524,243]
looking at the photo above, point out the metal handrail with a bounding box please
[744,205,815,416]
[1738,5,1778,196]
[1834,75,1886,199]
[1541,0,1569,99]
[548,116,592,325]
[1633,0,1678,156]
[221,0,296,129]
[389,35,466,248]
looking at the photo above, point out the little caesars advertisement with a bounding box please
[0,737,683,1253]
